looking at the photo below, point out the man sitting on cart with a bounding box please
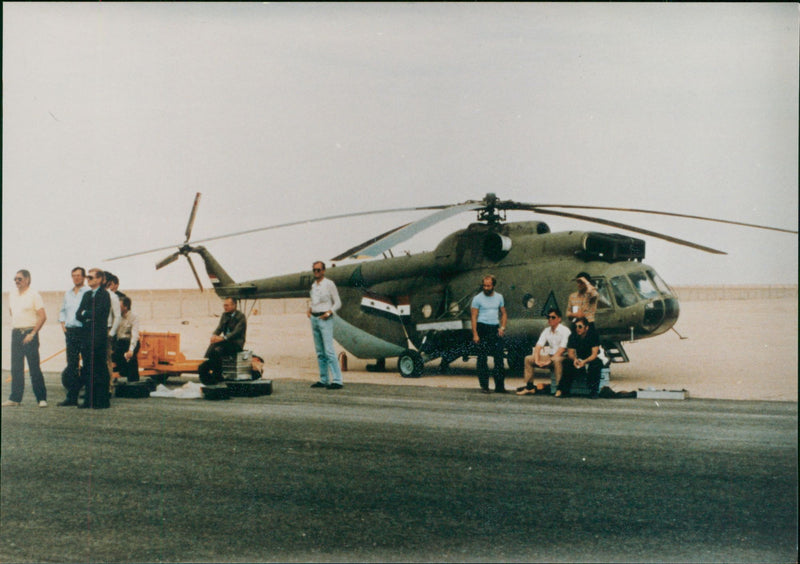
[198,297,247,385]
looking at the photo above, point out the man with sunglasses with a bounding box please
[517,308,570,396]
[557,317,603,399]
[3,270,48,408]
[74,268,112,408]
[307,261,344,389]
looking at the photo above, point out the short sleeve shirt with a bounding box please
[567,330,600,360]
[10,288,45,328]
[535,324,571,352]
[471,292,505,326]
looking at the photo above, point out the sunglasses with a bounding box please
[575,325,586,330]
[87,275,97,280]
[13,277,23,282]
[312,268,323,273]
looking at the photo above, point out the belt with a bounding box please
[12,327,34,333]
[311,311,327,317]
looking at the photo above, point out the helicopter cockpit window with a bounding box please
[647,270,673,296]
[591,278,612,310]
[628,271,659,300]
[610,275,638,308]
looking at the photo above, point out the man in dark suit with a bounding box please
[75,268,112,409]
[199,297,247,385]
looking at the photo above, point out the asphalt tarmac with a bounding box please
[1,376,797,563]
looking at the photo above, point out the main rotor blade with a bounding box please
[330,223,412,262]
[186,254,204,292]
[529,204,798,234]
[529,207,728,254]
[336,202,485,259]
[155,252,181,270]
[185,192,202,242]
[105,204,452,261]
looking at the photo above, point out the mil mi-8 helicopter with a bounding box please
[110,193,796,378]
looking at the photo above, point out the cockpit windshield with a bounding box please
[647,269,673,296]
[628,271,659,300]
[610,275,638,307]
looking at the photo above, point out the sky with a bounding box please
[3,3,798,293]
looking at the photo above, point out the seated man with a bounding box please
[198,297,247,385]
[517,308,570,395]
[557,317,603,399]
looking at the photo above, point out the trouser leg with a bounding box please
[92,341,111,408]
[558,362,576,395]
[587,360,602,395]
[491,341,505,390]
[64,329,82,401]
[523,355,536,383]
[9,330,25,403]
[314,317,342,385]
[551,355,564,386]
[24,333,47,402]
[204,342,238,384]
[311,318,329,384]
[128,344,140,382]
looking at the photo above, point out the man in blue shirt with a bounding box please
[57,267,88,406]
[470,275,508,393]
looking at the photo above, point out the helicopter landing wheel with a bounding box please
[398,350,424,378]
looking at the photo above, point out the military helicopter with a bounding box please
[110,193,796,378]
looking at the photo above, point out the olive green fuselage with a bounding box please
[199,221,679,364]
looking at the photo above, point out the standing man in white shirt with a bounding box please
[517,308,571,396]
[307,261,344,390]
[57,267,89,406]
[3,270,48,408]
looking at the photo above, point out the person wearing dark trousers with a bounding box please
[557,317,603,399]
[3,270,48,408]
[199,297,247,385]
[470,274,508,393]
[58,267,88,406]
[112,296,141,382]
[75,268,112,409]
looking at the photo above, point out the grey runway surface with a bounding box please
[1,377,797,563]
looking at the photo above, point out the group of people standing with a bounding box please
[470,272,604,398]
[5,263,604,405]
[3,267,140,410]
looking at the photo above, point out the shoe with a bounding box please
[515,385,528,392]
[310,382,327,388]
[327,383,343,390]
[495,388,509,394]
[57,400,78,407]
[554,390,563,398]
[516,388,536,396]
[38,400,48,408]
[2,400,20,407]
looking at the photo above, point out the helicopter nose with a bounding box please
[641,297,680,334]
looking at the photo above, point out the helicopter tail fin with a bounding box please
[191,246,236,288]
